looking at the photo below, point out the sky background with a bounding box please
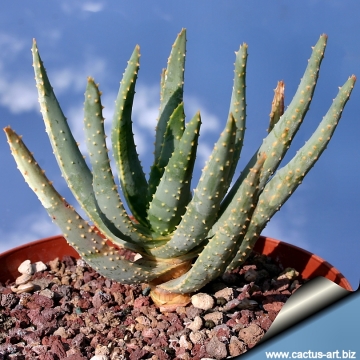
[0,1,359,289]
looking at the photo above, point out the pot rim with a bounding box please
[0,234,352,291]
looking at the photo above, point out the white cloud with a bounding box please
[152,7,173,22]
[0,33,38,114]
[0,50,106,115]
[196,143,213,171]
[0,78,38,114]
[132,84,159,134]
[65,89,117,150]
[66,104,86,151]
[183,95,222,169]
[0,212,59,253]
[61,1,105,14]
[0,33,25,58]
[131,86,222,169]
[185,95,220,135]
[52,81,221,182]
[64,85,156,175]
[81,2,104,12]
[43,29,62,42]
[51,58,106,94]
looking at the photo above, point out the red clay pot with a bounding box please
[0,235,352,290]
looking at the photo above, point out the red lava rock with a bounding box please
[60,302,73,313]
[22,330,41,345]
[175,346,188,359]
[0,251,304,359]
[222,298,240,311]
[10,309,30,328]
[77,297,92,309]
[237,284,251,297]
[52,284,71,299]
[62,256,77,267]
[142,327,159,338]
[90,333,109,348]
[40,353,58,360]
[83,271,94,283]
[190,344,208,359]
[30,293,54,308]
[107,327,126,341]
[185,306,203,320]
[205,336,228,359]
[1,293,18,308]
[262,301,284,313]
[133,296,150,308]
[123,316,136,326]
[129,348,149,360]
[239,324,264,347]
[42,308,59,321]
[64,355,87,360]
[166,325,178,335]
[79,290,92,299]
[267,310,278,322]
[229,336,247,357]
[211,324,231,342]
[65,314,86,330]
[154,348,171,360]
[225,318,238,328]
[240,264,257,273]
[152,334,169,347]
[27,308,45,326]
[50,338,67,359]
[255,313,273,331]
[26,301,42,311]
[263,291,288,300]
[237,309,255,325]
[72,278,84,289]
[1,287,13,294]
[91,291,112,308]
[71,333,88,348]
[31,344,48,355]
[157,320,170,330]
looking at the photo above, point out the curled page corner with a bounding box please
[259,276,355,344]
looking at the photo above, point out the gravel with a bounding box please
[0,252,303,359]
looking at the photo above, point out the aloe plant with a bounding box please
[4,29,355,306]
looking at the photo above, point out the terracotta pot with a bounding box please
[0,235,352,291]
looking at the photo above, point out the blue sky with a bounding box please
[0,1,359,288]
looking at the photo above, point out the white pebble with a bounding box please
[191,293,214,310]
[214,287,235,301]
[39,288,54,299]
[18,260,33,275]
[94,344,110,356]
[11,282,34,294]
[203,311,224,325]
[32,261,47,272]
[186,315,203,332]
[76,258,86,267]
[15,273,32,285]
[90,356,108,360]
[189,331,207,345]
[179,335,193,350]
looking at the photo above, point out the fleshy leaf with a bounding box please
[111,45,148,226]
